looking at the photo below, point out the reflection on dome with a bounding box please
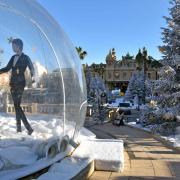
[0,0,86,177]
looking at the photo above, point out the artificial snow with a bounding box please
[0,112,76,179]
[127,122,151,132]
[127,121,180,147]
[76,127,96,142]
[174,126,180,147]
[0,111,125,179]
[0,151,71,180]
[37,128,97,180]
[0,146,37,165]
[0,113,64,141]
[38,138,124,179]
[72,139,124,172]
[38,157,93,180]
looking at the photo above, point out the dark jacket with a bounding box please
[0,53,34,88]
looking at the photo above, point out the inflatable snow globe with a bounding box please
[0,0,86,178]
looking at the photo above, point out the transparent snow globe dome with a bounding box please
[0,0,87,176]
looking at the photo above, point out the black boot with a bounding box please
[16,120,21,133]
[27,128,34,135]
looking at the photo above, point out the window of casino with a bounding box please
[123,72,127,79]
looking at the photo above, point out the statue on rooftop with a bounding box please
[106,48,116,65]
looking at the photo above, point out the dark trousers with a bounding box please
[11,86,32,132]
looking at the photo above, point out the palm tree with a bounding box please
[76,46,87,60]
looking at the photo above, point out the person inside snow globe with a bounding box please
[0,38,35,135]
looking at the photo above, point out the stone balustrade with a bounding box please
[6,103,81,117]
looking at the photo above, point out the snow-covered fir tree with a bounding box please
[89,75,106,95]
[159,0,180,68]
[155,0,180,116]
[125,71,146,105]
[125,47,155,104]
[140,0,180,132]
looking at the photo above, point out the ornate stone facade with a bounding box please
[105,49,159,90]
[106,60,158,81]
[84,49,160,90]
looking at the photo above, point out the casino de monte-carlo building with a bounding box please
[84,48,160,92]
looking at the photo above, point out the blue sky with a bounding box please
[38,0,170,65]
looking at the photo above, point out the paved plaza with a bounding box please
[86,123,180,180]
